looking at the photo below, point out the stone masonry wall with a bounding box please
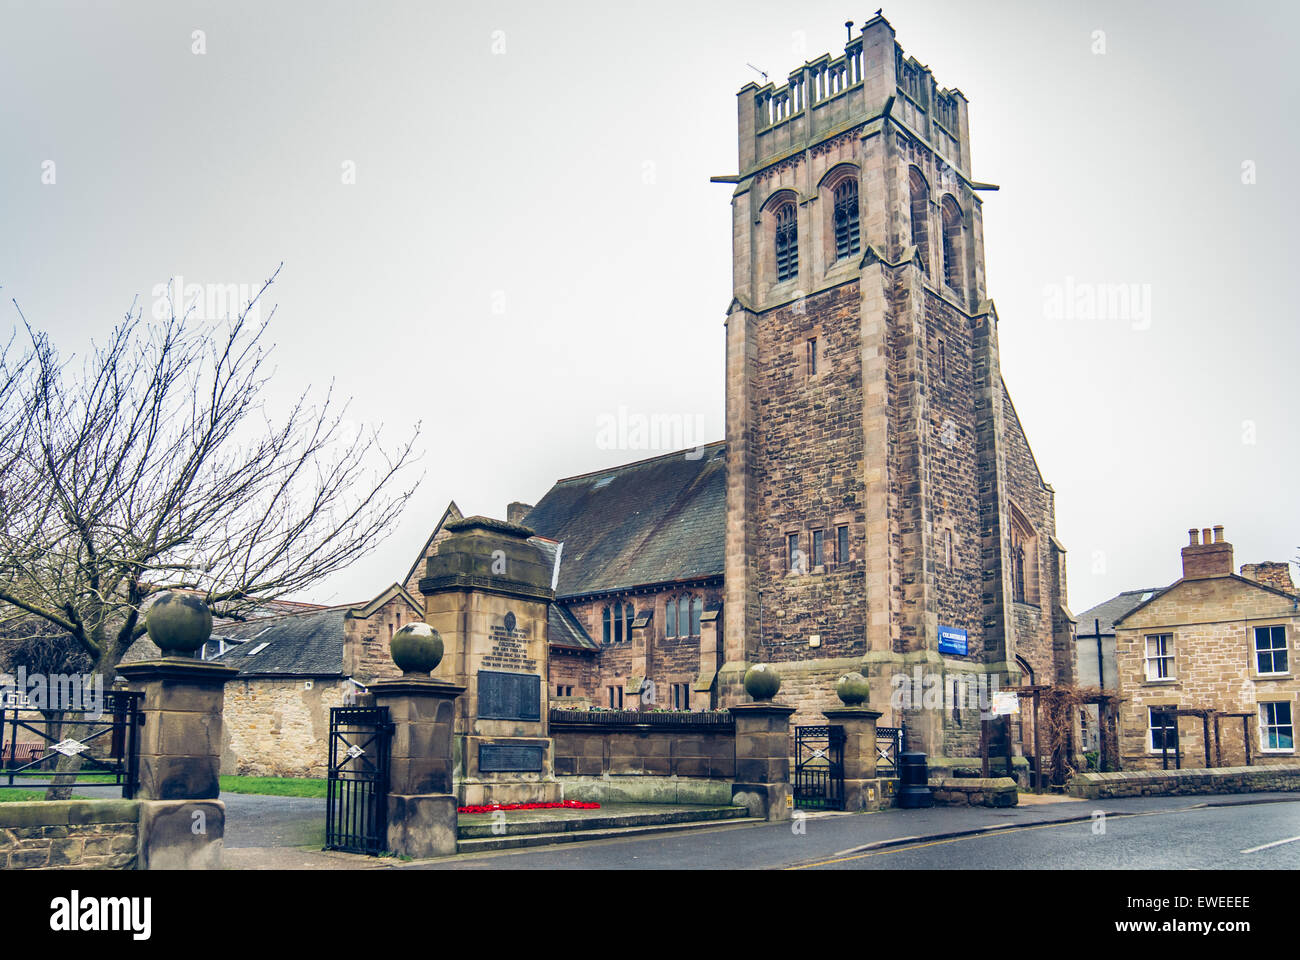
[753,282,868,662]
[221,677,345,778]
[0,799,139,869]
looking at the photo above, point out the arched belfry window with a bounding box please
[832,179,860,260]
[909,168,930,274]
[941,195,964,295]
[665,594,703,638]
[774,202,799,282]
[1008,503,1040,606]
[602,600,635,644]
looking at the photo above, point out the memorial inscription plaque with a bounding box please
[478,670,541,721]
[479,743,545,773]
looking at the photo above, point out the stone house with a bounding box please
[1113,526,1298,769]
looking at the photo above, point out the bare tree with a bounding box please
[0,266,421,686]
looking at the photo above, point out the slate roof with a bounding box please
[1074,589,1164,638]
[548,604,598,651]
[522,442,726,599]
[210,606,350,677]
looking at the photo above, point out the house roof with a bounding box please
[522,442,726,599]
[548,603,598,651]
[1112,574,1300,629]
[211,606,351,677]
[1074,589,1164,638]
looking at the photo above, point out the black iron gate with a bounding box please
[876,725,903,778]
[325,706,392,855]
[793,724,845,811]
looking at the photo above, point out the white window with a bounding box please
[1254,626,1289,676]
[1259,701,1294,752]
[1144,634,1174,681]
[1147,707,1178,753]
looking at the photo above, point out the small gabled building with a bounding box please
[1113,525,1299,768]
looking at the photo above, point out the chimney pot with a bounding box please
[1213,525,1224,543]
[1202,527,1212,545]
[1188,528,1198,546]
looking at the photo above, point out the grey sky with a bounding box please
[2,0,1296,614]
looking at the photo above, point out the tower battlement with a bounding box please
[737,15,971,180]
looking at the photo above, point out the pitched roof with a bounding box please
[548,603,598,651]
[522,442,726,599]
[1112,574,1300,628]
[211,606,350,677]
[1074,589,1164,638]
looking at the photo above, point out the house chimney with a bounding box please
[1240,561,1298,597]
[507,501,534,525]
[1181,523,1233,579]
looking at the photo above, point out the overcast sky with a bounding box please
[2,0,1296,615]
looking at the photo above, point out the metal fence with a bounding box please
[0,690,142,798]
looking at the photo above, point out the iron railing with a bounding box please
[0,690,142,798]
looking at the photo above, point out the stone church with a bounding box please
[191,15,1075,776]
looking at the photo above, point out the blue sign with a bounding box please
[938,625,968,656]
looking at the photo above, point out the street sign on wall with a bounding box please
[938,625,968,656]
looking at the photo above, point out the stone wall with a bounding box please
[1068,764,1300,799]
[0,799,139,869]
[221,676,345,777]
[552,715,736,779]
[928,776,1018,807]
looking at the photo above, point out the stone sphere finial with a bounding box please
[835,672,871,706]
[390,622,444,676]
[145,592,213,658]
[743,663,781,702]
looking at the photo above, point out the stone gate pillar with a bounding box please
[116,592,236,869]
[824,705,883,811]
[730,702,795,821]
[370,676,464,859]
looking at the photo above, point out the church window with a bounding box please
[812,529,825,567]
[807,337,818,376]
[1008,503,1039,605]
[775,202,798,282]
[832,178,860,260]
[602,600,635,644]
[608,685,624,709]
[787,533,802,573]
[672,683,691,710]
[836,525,849,565]
[665,595,702,638]
[909,167,930,274]
[938,339,947,381]
[941,195,964,295]
[945,529,953,569]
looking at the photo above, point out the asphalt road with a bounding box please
[409,795,1300,871]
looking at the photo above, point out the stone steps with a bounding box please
[457,805,761,851]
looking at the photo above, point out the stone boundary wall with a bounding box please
[551,718,736,779]
[1068,764,1300,799]
[928,777,1018,807]
[0,797,227,870]
[0,799,140,869]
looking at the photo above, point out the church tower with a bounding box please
[719,15,1074,765]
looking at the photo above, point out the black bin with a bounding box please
[897,751,933,809]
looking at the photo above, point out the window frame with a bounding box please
[1144,633,1175,683]
[1146,706,1179,754]
[831,177,860,261]
[836,525,849,566]
[1259,700,1295,753]
[1254,625,1289,677]
[811,528,825,568]
[774,202,799,283]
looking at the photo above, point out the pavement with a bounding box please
[19,782,1300,869]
